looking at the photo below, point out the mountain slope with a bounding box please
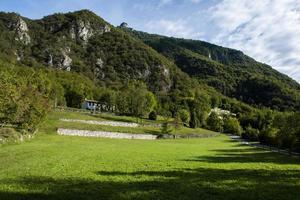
[123,28,300,111]
[0,10,299,111]
[0,10,194,93]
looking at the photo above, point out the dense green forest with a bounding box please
[125,29,300,111]
[0,10,299,152]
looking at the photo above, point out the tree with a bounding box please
[259,127,278,147]
[178,109,190,125]
[189,110,199,128]
[274,112,300,152]
[223,117,242,135]
[115,81,157,118]
[99,89,116,111]
[207,112,223,132]
[242,126,259,141]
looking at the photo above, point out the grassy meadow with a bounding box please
[0,111,300,200]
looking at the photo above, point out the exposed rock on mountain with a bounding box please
[11,17,31,44]
[59,48,72,71]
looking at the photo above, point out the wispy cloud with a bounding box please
[209,0,300,82]
[145,18,203,39]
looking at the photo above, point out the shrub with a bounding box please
[0,128,21,143]
[207,112,223,132]
[242,126,259,141]
[259,127,278,146]
[178,109,190,124]
[148,111,157,120]
[223,117,242,135]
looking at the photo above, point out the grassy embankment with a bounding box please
[41,110,218,136]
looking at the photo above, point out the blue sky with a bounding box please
[1,0,300,82]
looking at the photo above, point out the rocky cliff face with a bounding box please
[0,10,179,93]
[70,20,111,43]
[11,17,31,45]
[59,48,72,71]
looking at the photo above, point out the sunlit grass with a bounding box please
[39,111,218,136]
[0,111,300,200]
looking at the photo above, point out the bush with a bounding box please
[148,111,157,120]
[207,112,223,132]
[0,128,22,143]
[259,127,278,146]
[223,117,242,135]
[178,109,190,124]
[242,126,259,141]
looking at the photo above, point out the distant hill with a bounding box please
[124,29,300,111]
[0,10,299,111]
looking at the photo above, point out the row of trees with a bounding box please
[240,111,300,153]
[1,61,299,152]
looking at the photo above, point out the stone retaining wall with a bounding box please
[57,128,157,140]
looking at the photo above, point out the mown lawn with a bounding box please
[0,111,300,200]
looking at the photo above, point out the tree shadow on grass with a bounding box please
[1,167,300,200]
[181,147,300,165]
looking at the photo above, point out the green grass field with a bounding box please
[0,111,300,200]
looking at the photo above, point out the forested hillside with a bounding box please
[124,29,300,111]
[0,10,191,93]
[0,10,300,151]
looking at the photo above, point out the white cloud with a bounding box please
[145,19,203,39]
[209,0,300,82]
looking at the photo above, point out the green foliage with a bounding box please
[223,117,242,135]
[259,127,278,146]
[98,89,116,112]
[127,28,300,111]
[189,110,199,129]
[114,81,157,118]
[273,112,300,151]
[242,126,260,141]
[0,63,51,131]
[178,109,190,124]
[207,112,224,132]
[160,122,173,134]
[240,112,300,152]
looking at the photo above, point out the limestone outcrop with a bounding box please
[11,17,31,44]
